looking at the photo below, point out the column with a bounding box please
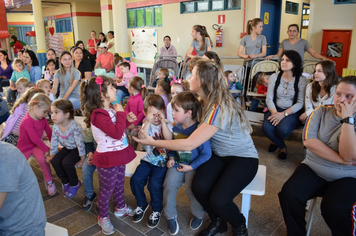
[112,0,130,60]
[347,8,356,70]
[100,0,113,34]
[32,0,46,68]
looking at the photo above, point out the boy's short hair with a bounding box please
[158,68,169,77]
[223,70,233,78]
[256,72,267,86]
[171,91,200,120]
[187,57,200,72]
[144,94,166,113]
[36,79,50,88]
[16,77,30,87]
[119,61,130,70]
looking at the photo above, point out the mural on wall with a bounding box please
[130,29,158,61]
[44,16,74,54]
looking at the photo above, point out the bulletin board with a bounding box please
[130,29,158,61]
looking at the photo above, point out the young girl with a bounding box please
[166,76,189,123]
[16,93,56,196]
[15,77,31,99]
[9,58,30,103]
[250,72,269,112]
[37,79,54,102]
[47,99,85,199]
[186,25,212,58]
[51,51,81,110]
[154,77,171,116]
[125,76,148,149]
[44,59,56,86]
[1,87,43,146]
[80,76,137,235]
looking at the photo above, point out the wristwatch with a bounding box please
[340,117,355,125]
[284,112,289,117]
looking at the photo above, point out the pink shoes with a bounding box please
[46,180,57,196]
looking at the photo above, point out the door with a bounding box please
[260,0,282,55]
[321,30,352,76]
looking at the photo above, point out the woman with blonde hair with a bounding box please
[134,58,258,236]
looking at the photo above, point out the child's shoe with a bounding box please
[132,204,149,223]
[46,180,57,196]
[62,183,69,195]
[65,181,81,199]
[83,192,97,212]
[147,211,161,228]
[167,216,179,235]
[114,204,135,217]
[98,216,115,235]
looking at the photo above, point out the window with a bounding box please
[127,5,162,28]
[55,18,71,33]
[181,0,241,14]
[334,0,355,4]
[285,1,298,15]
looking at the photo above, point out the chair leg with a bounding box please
[241,194,251,228]
[306,197,318,236]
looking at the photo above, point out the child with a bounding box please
[37,79,54,102]
[152,68,169,87]
[224,70,242,104]
[44,59,56,86]
[15,77,30,99]
[1,87,43,146]
[250,72,269,112]
[114,54,138,80]
[130,94,173,228]
[116,62,135,104]
[166,76,190,123]
[16,93,56,196]
[47,99,85,199]
[125,76,148,150]
[9,58,30,103]
[163,91,211,235]
[80,76,137,235]
[154,77,171,116]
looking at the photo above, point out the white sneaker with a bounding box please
[98,216,115,235]
[114,204,135,217]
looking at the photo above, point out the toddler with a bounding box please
[125,76,148,149]
[1,87,43,146]
[80,76,137,235]
[224,70,242,104]
[9,58,30,103]
[250,72,269,112]
[47,99,86,199]
[116,62,135,104]
[155,77,171,116]
[114,54,138,80]
[37,79,54,102]
[44,59,56,86]
[130,94,173,229]
[163,91,211,235]
[15,77,30,100]
[152,68,169,87]
[166,76,190,123]
[17,93,56,196]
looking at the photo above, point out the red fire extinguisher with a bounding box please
[213,24,223,47]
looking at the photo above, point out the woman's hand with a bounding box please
[132,129,155,146]
[340,95,356,119]
[177,164,193,172]
[267,112,285,126]
[299,112,307,122]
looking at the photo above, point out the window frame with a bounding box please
[285,1,299,15]
[127,5,162,28]
[55,18,72,33]
[334,0,355,4]
[180,0,241,14]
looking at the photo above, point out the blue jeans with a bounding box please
[116,88,129,105]
[7,89,17,103]
[262,109,301,149]
[82,157,99,198]
[130,160,167,212]
[57,97,81,110]
[250,99,266,111]
[0,112,9,125]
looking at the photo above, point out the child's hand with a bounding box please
[167,159,175,168]
[157,111,165,123]
[146,113,155,124]
[45,155,53,164]
[76,159,84,169]
[114,103,124,112]
[87,152,93,166]
[127,112,137,123]
[127,124,135,131]
[177,164,193,172]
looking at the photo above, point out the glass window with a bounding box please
[136,9,144,27]
[154,7,162,26]
[127,5,162,28]
[285,1,298,15]
[212,0,224,10]
[145,8,153,26]
[128,10,136,28]
[181,0,240,13]
[327,42,343,58]
[227,0,240,9]
[182,2,195,13]
[197,0,209,11]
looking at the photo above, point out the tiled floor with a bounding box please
[28,126,332,236]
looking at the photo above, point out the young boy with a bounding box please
[130,94,173,228]
[36,79,54,102]
[116,62,135,104]
[163,91,211,235]
[152,68,169,87]
[15,78,30,100]
[224,70,242,104]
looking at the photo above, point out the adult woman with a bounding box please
[134,59,258,236]
[87,31,99,68]
[159,35,177,58]
[73,47,92,81]
[0,50,13,92]
[279,76,356,236]
[23,50,42,85]
[10,35,24,57]
[265,24,326,61]
[95,32,107,56]
[75,41,91,60]
[46,48,59,70]
[114,54,138,79]
[186,25,212,58]
[262,50,307,161]
[299,61,338,122]
[52,51,81,110]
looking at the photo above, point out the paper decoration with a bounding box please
[130,29,157,61]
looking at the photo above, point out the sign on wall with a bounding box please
[130,29,158,61]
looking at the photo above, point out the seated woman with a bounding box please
[52,51,81,110]
[73,47,92,81]
[75,40,92,60]
[262,50,307,161]
[299,60,339,122]
[23,50,42,85]
[0,50,13,92]
[159,35,177,58]
[46,48,59,70]
[279,76,356,236]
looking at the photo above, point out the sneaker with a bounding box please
[83,193,97,212]
[114,204,135,217]
[46,180,57,196]
[167,217,179,235]
[190,217,203,230]
[132,204,149,223]
[62,183,69,195]
[65,181,81,199]
[98,216,115,235]
[147,211,161,228]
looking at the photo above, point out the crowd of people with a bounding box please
[0,22,355,236]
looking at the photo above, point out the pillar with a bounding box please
[32,0,46,68]
[100,0,113,34]
[347,7,356,69]
[112,0,130,60]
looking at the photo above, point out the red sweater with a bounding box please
[257,85,267,94]
[17,113,52,154]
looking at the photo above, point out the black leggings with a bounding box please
[51,147,80,186]
[192,153,258,228]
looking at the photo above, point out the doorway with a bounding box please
[300,3,310,40]
[260,0,282,55]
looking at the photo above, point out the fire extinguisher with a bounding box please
[213,24,223,47]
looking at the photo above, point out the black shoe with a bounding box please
[232,215,248,236]
[278,148,287,162]
[268,143,278,152]
[197,218,227,236]
[82,192,97,212]
[132,204,149,223]
[147,211,161,228]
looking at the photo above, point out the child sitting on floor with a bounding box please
[37,79,54,102]
[15,77,30,100]
[8,58,30,104]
